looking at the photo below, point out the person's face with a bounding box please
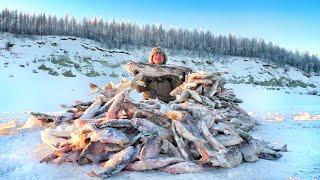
[152,51,164,64]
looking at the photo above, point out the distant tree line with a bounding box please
[0,9,319,74]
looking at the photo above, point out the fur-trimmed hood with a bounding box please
[148,47,168,64]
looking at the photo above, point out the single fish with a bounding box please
[74,118,101,129]
[97,119,133,129]
[139,135,160,160]
[185,89,203,103]
[200,95,216,107]
[171,122,190,161]
[124,61,192,79]
[131,118,171,140]
[170,82,197,96]
[94,97,115,117]
[31,111,74,125]
[0,120,17,135]
[236,129,253,142]
[162,161,204,174]
[103,143,125,152]
[171,90,190,103]
[207,79,221,97]
[200,121,227,154]
[268,144,288,152]
[89,127,131,146]
[164,110,188,121]
[89,79,144,97]
[172,121,199,142]
[161,139,183,158]
[87,146,137,178]
[105,89,130,120]
[40,128,68,149]
[0,119,16,130]
[170,103,212,119]
[60,101,91,111]
[80,97,102,119]
[78,141,106,165]
[212,122,239,136]
[212,150,243,168]
[21,116,43,129]
[132,109,171,128]
[234,141,259,163]
[215,134,244,147]
[126,157,184,171]
[89,83,102,94]
[186,72,228,82]
[57,150,81,165]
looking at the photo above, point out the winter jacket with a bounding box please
[136,75,183,103]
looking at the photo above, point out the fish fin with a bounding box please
[137,154,143,160]
[57,155,67,166]
[133,72,143,81]
[40,153,56,163]
[196,140,210,165]
[86,170,99,177]
[105,83,113,90]
[121,77,128,83]
[135,80,145,87]
[89,83,102,94]
[110,81,115,88]
[60,104,68,108]
[104,81,116,90]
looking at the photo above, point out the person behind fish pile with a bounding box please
[134,47,183,103]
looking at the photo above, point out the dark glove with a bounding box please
[168,75,183,89]
[182,72,186,82]
[143,91,150,100]
[136,85,147,93]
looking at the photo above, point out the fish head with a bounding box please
[89,83,100,94]
[120,77,129,83]
[104,82,115,92]
[124,61,138,74]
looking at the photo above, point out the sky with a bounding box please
[0,0,319,55]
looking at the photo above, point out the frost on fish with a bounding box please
[126,157,185,171]
[87,146,138,178]
[162,161,204,174]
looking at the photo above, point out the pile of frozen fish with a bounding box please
[0,61,287,178]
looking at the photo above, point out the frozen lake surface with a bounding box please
[0,74,320,179]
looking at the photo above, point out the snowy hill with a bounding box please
[0,32,319,96]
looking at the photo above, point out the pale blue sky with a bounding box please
[1,0,319,55]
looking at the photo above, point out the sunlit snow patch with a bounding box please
[294,112,320,121]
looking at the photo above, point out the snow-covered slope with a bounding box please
[170,55,319,93]
[0,32,319,95]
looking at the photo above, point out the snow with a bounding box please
[1,89,320,179]
[1,33,320,179]
[228,84,320,115]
